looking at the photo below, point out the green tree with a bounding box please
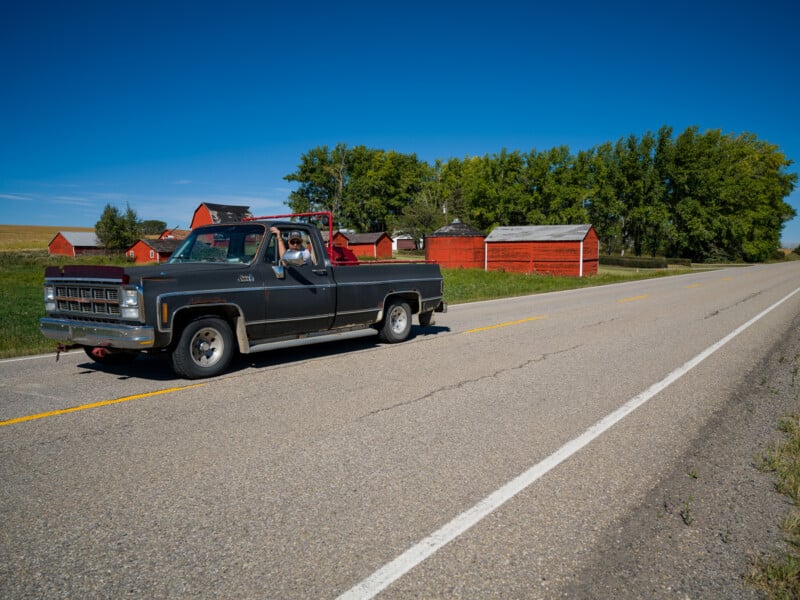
[95,203,140,250]
[284,143,349,224]
[139,219,167,235]
[343,148,427,232]
[388,162,448,244]
[584,143,625,253]
[663,127,796,261]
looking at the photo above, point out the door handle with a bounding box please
[312,269,328,276]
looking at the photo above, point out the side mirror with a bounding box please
[282,249,306,267]
[272,264,285,279]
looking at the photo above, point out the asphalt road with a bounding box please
[2,263,800,599]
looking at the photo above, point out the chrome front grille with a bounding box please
[55,285,121,317]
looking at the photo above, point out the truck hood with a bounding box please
[123,262,253,284]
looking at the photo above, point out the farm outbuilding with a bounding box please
[126,238,182,264]
[424,219,485,269]
[332,231,393,259]
[484,224,599,277]
[392,234,416,251]
[190,203,253,228]
[48,232,103,256]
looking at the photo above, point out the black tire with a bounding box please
[82,346,139,365]
[418,310,435,327]
[379,300,412,343]
[171,317,234,379]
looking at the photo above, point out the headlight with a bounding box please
[121,289,139,307]
[120,288,141,319]
[44,285,56,312]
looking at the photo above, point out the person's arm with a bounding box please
[270,227,286,260]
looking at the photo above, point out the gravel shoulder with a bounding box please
[563,314,800,599]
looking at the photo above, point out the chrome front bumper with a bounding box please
[39,318,155,349]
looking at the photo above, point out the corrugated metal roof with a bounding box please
[203,203,253,223]
[139,239,182,253]
[338,232,388,244]
[427,219,484,238]
[485,224,592,242]
[58,231,101,247]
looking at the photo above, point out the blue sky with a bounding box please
[2,1,799,245]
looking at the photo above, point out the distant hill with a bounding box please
[0,224,95,251]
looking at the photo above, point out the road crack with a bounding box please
[359,345,581,420]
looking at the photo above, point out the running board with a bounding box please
[243,327,378,355]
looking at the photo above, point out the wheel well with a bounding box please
[170,306,240,348]
[385,292,420,315]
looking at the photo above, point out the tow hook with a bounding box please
[55,342,80,361]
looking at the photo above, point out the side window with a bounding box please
[265,234,277,264]
[303,232,318,266]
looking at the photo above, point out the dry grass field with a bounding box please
[0,224,94,251]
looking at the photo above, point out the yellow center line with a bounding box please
[0,383,206,427]
[465,315,546,333]
[687,283,702,288]
[618,294,649,303]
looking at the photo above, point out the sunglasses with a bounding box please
[289,239,302,245]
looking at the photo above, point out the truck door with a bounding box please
[261,229,336,337]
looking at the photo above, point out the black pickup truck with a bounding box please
[40,213,446,379]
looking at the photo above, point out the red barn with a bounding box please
[484,224,599,277]
[332,231,393,259]
[48,231,103,256]
[424,219,485,268]
[126,239,182,264]
[190,203,252,228]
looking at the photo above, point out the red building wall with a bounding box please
[127,240,170,264]
[190,205,213,228]
[487,228,599,277]
[48,233,76,256]
[425,236,485,269]
[333,233,393,258]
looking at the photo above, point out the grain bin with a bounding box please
[424,219,485,268]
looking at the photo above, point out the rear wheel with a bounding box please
[171,317,234,379]
[379,300,412,343]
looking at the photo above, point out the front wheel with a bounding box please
[379,300,412,343]
[171,317,234,379]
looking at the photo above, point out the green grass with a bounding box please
[442,265,691,304]
[749,414,800,597]
[0,250,132,358]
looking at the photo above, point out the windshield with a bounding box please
[167,224,266,264]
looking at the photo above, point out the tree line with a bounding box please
[285,125,797,262]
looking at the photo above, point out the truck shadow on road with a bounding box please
[73,324,451,382]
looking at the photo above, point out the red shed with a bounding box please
[190,203,253,228]
[484,224,599,277]
[424,219,485,268]
[126,238,182,264]
[48,231,103,256]
[332,231,393,259]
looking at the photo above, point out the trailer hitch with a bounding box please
[55,342,80,361]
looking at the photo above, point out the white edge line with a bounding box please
[338,285,800,600]
[0,352,62,364]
